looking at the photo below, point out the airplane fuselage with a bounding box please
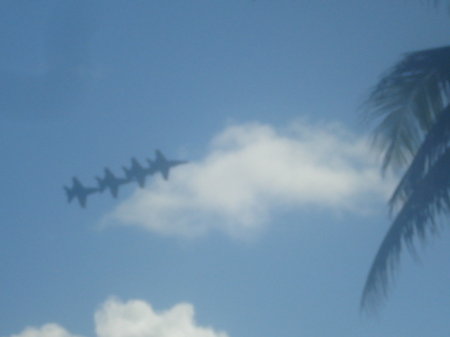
[64,177,99,208]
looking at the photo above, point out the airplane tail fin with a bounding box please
[64,186,74,203]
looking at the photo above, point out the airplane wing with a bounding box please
[110,185,119,198]
[64,186,74,202]
[162,169,169,180]
[136,175,146,188]
[77,194,87,208]
[96,176,106,192]
[123,166,133,180]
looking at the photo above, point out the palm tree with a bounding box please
[360,45,450,312]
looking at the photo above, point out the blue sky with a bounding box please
[1,1,450,336]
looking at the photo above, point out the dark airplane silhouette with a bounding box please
[96,167,130,198]
[64,177,98,208]
[147,150,188,180]
[123,158,152,188]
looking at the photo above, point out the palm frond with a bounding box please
[363,45,450,172]
[360,146,450,312]
[389,105,450,212]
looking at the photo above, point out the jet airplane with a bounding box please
[123,157,152,188]
[96,167,130,198]
[64,177,99,208]
[147,150,188,180]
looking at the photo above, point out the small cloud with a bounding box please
[10,324,82,337]
[95,298,228,337]
[104,120,395,239]
[9,299,228,337]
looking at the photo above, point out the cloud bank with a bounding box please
[105,121,395,239]
[10,298,228,337]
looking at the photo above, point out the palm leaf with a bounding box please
[361,145,450,312]
[389,105,450,212]
[363,45,450,172]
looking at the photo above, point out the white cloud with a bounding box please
[9,299,228,337]
[104,120,395,239]
[9,324,81,337]
[95,298,228,337]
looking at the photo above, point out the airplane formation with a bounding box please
[64,150,188,208]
